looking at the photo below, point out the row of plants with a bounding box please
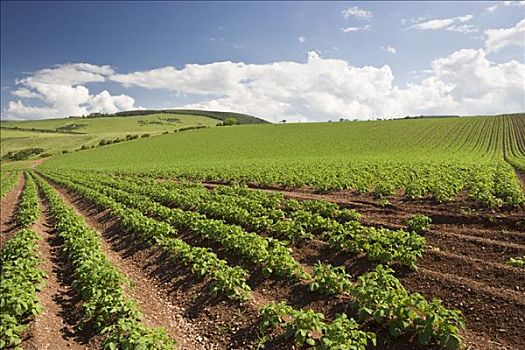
[298,264,465,349]
[507,256,525,268]
[39,173,252,301]
[34,175,177,349]
[47,171,308,280]
[68,172,426,269]
[0,228,45,349]
[1,170,45,349]
[15,172,40,227]
[0,171,19,198]
[120,175,424,269]
[259,302,376,349]
[45,171,465,349]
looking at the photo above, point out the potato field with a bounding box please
[1,115,524,350]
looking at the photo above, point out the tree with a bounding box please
[223,117,238,126]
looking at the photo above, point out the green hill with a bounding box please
[41,115,525,206]
[112,109,269,125]
[1,111,224,158]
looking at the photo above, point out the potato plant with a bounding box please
[35,175,176,349]
[41,173,252,301]
[15,172,40,227]
[259,301,375,349]
[350,265,465,350]
[0,229,45,349]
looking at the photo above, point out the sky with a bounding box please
[1,1,524,122]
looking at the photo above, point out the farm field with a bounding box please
[43,114,525,207]
[1,110,264,158]
[1,114,524,350]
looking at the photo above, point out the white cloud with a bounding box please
[4,48,523,121]
[486,1,525,12]
[3,63,137,119]
[3,101,58,120]
[503,1,525,7]
[109,49,525,121]
[342,24,371,33]
[298,36,306,43]
[407,14,477,33]
[381,46,397,54]
[486,4,499,13]
[342,6,372,20]
[485,19,525,52]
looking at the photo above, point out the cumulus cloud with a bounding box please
[298,36,306,43]
[485,19,525,52]
[109,49,525,120]
[407,14,477,33]
[342,6,372,20]
[342,24,371,33]
[486,1,525,13]
[381,46,397,54]
[3,63,137,119]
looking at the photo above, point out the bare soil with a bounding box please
[200,181,525,350]
[52,185,237,350]
[0,173,24,249]
[24,196,100,350]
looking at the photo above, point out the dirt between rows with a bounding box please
[197,181,525,349]
[24,196,100,349]
[46,178,523,350]
[0,173,25,249]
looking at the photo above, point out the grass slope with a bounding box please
[45,116,524,170]
[1,113,219,157]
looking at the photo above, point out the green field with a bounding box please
[1,112,226,158]
[42,114,525,207]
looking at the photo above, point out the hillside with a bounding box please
[113,109,269,125]
[1,112,222,158]
[42,115,525,206]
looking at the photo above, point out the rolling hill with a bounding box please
[1,110,264,159]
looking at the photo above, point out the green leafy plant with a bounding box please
[408,214,432,234]
[0,228,45,349]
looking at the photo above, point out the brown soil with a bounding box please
[24,196,100,350]
[51,184,227,349]
[199,181,525,349]
[44,177,525,349]
[0,173,25,249]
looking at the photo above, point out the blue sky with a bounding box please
[1,1,524,121]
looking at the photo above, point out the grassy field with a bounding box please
[1,112,222,158]
[42,115,525,207]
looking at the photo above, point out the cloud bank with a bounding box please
[4,63,137,120]
[3,39,524,121]
[110,49,524,121]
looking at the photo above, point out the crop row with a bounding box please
[1,170,45,349]
[34,174,177,349]
[39,172,388,349]
[0,229,45,349]
[45,171,308,280]
[129,159,524,208]
[43,171,465,349]
[15,172,40,227]
[38,173,252,301]
[1,171,19,198]
[63,171,425,269]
